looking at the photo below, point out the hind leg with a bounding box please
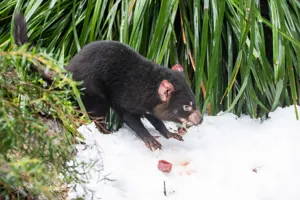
[144,113,183,141]
[82,94,110,133]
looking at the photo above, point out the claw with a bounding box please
[143,137,163,151]
[94,120,110,134]
[165,132,184,141]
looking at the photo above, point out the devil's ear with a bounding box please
[158,80,174,102]
[172,64,184,72]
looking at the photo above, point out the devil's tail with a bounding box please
[13,13,55,84]
[13,13,29,45]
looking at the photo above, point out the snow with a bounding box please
[67,106,300,200]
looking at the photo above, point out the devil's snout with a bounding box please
[188,110,203,125]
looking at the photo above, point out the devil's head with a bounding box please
[153,64,203,128]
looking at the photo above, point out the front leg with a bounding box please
[144,113,183,141]
[122,112,162,151]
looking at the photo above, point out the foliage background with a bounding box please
[0,0,300,198]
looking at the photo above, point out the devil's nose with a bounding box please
[196,114,203,125]
[189,110,203,125]
[199,116,204,124]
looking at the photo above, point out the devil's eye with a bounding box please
[183,105,192,112]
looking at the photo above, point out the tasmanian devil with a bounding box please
[13,13,203,151]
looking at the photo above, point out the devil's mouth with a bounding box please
[178,118,194,128]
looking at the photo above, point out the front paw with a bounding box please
[142,136,163,151]
[165,132,184,141]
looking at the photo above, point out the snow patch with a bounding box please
[67,106,300,200]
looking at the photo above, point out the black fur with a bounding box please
[66,41,202,150]
[13,13,54,84]
[13,13,203,150]
[66,41,196,120]
[13,13,29,45]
